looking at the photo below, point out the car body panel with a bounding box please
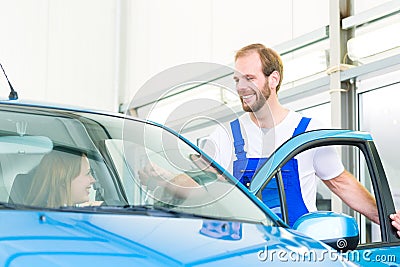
[0,210,352,266]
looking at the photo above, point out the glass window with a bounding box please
[262,142,382,245]
[359,83,400,211]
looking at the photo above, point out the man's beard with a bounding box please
[241,81,271,113]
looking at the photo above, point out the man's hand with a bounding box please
[138,162,175,190]
[138,162,204,199]
[78,200,103,207]
[390,210,400,237]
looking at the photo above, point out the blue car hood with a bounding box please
[0,211,354,266]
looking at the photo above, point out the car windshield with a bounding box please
[0,104,274,226]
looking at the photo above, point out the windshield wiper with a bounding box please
[0,202,16,209]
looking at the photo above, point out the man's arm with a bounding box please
[138,162,206,199]
[322,170,379,224]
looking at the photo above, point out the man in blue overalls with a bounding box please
[230,116,311,226]
[203,43,380,227]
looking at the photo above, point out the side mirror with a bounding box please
[293,211,359,252]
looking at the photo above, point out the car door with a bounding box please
[249,129,400,266]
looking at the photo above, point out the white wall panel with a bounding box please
[293,0,329,37]
[0,0,118,111]
[46,0,117,111]
[126,0,213,103]
[3,0,379,113]
[0,0,48,100]
[211,0,293,65]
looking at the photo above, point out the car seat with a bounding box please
[8,170,35,204]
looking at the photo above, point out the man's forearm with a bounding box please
[323,170,379,224]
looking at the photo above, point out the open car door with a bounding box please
[249,129,400,262]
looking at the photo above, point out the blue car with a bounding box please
[0,100,361,266]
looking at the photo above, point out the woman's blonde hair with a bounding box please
[25,150,83,208]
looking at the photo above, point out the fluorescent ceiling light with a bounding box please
[274,26,329,55]
[283,50,328,83]
[143,83,224,124]
[347,20,400,62]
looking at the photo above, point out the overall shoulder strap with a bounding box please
[230,119,247,159]
[292,117,311,137]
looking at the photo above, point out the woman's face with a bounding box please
[71,155,95,204]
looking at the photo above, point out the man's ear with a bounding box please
[268,70,280,91]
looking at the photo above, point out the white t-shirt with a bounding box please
[202,110,344,212]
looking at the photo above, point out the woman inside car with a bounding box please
[25,150,101,208]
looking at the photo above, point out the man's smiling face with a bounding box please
[233,51,271,113]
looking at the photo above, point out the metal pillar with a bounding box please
[329,0,355,214]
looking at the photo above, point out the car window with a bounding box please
[262,143,390,246]
[314,145,382,245]
[0,105,275,226]
[118,120,273,224]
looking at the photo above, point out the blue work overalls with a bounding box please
[230,117,311,226]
